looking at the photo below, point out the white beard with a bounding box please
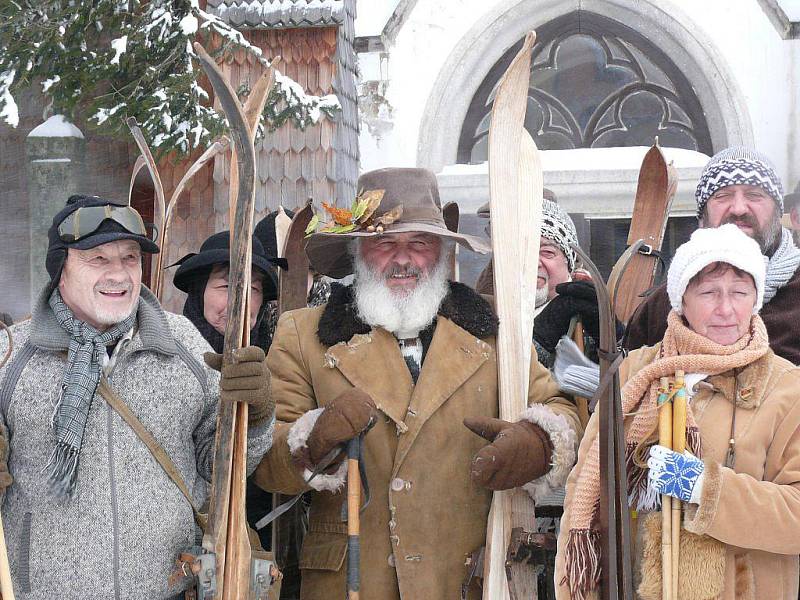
[353,250,450,336]
[534,284,549,308]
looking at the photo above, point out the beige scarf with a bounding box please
[562,311,770,600]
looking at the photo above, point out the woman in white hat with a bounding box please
[555,223,800,599]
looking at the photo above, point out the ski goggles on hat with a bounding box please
[57,203,157,243]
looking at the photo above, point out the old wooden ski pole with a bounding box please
[484,31,542,600]
[346,437,361,600]
[193,42,275,600]
[657,377,673,600]
[671,370,687,598]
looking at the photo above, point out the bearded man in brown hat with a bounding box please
[253,167,582,599]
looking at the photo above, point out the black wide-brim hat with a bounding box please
[171,231,280,298]
[304,168,490,279]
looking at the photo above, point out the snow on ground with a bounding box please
[28,115,84,138]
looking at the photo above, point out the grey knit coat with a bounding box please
[0,287,273,600]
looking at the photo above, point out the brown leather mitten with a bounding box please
[204,346,274,426]
[464,416,553,490]
[307,389,377,466]
[0,435,12,492]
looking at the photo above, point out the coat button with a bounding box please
[388,554,396,568]
[391,478,406,491]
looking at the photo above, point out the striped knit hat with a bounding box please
[541,199,579,272]
[695,147,783,219]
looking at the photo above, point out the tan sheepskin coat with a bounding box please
[555,344,800,600]
[255,283,582,600]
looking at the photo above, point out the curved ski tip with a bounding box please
[654,135,660,147]
[522,31,537,50]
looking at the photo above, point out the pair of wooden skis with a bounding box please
[483,29,676,599]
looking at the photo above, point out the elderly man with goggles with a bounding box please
[0,194,273,600]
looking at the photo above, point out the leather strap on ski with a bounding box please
[97,378,207,530]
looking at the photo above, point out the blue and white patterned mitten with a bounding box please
[647,444,705,504]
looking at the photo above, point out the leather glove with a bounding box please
[0,436,12,492]
[464,416,553,490]
[647,445,705,504]
[533,281,600,354]
[204,346,274,426]
[307,389,378,466]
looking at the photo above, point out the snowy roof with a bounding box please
[206,0,345,29]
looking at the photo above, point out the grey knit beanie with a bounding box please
[695,147,783,219]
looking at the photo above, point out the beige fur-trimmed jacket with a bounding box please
[254,282,583,600]
[555,343,800,600]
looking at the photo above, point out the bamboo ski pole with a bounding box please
[346,437,361,600]
[671,371,687,598]
[657,377,673,600]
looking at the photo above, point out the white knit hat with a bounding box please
[667,224,766,315]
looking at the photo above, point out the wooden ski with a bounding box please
[0,322,14,600]
[442,201,460,281]
[278,202,313,314]
[126,120,229,300]
[574,244,634,600]
[193,42,275,600]
[609,141,677,322]
[484,31,541,600]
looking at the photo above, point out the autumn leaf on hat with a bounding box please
[306,189,399,236]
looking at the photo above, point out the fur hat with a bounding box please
[695,147,783,219]
[667,224,766,315]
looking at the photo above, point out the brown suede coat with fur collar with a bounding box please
[555,344,800,600]
[254,282,582,600]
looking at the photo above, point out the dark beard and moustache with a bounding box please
[721,213,782,255]
[353,250,450,335]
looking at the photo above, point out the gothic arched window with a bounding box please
[458,12,713,163]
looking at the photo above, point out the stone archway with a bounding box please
[416,0,754,172]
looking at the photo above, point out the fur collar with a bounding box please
[317,281,498,348]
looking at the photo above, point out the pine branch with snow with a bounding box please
[0,1,340,154]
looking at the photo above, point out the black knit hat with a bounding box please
[171,231,280,300]
[253,208,294,264]
[46,194,160,284]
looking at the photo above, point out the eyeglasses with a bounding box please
[58,204,157,243]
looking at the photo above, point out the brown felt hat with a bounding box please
[305,167,490,279]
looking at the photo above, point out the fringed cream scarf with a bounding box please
[562,311,770,600]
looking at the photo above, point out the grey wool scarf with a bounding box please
[765,228,800,304]
[46,290,137,497]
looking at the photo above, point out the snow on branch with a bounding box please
[0,1,341,155]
